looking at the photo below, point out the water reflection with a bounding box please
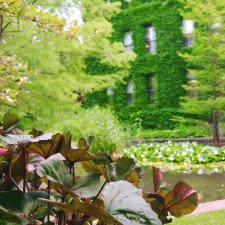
[140,166,225,203]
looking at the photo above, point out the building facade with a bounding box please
[84,0,194,129]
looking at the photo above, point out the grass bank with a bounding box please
[171,209,225,225]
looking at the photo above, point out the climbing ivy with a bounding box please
[84,0,189,128]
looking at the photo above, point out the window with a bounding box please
[127,81,133,105]
[123,32,133,52]
[145,26,157,54]
[183,20,194,47]
[106,87,113,95]
[187,72,197,98]
[147,76,156,103]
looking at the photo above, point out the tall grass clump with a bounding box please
[61,106,131,153]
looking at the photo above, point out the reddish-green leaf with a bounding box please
[38,176,77,196]
[0,112,20,134]
[81,156,113,182]
[60,132,95,163]
[152,166,162,193]
[39,197,123,225]
[78,136,94,150]
[25,133,62,158]
[150,181,198,218]
[0,147,12,173]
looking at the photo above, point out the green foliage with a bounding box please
[138,125,212,139]
[124,141,225,164]
[0,0,136,133]
[0,112,198,224]
[57,106,131,153]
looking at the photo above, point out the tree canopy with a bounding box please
[0,0,136,132]
[177,0,225,143]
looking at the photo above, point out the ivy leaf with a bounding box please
[25,133,62,158]
[103,180,162,225]
[0,112,20,134]
[150,181,198,219]
[39,197,123,225]
[36,154,70,187]
[152,166,162,193]
[71,173,101,198]
[60,132,95,163]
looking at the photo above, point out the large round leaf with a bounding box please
[103,180,162,225]
[0,190,48,216]
[0,133,53,145]
[71,173,101,198]
[37,154,70,187]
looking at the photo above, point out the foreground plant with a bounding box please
[0,112,198,224]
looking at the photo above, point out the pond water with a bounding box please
[140,166,225,203]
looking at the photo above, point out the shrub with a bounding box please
[60,106,131,153]
[138,125,212,139]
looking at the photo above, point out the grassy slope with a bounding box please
[171,209,225,225]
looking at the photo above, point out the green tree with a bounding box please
[178,0,225,143]
[0,0,135,132]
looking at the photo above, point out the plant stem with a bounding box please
[48,180,50,225]
[81,180,107,225]
[22,149,26,193]
[25,178,30,192]
[7,173,20,190]
[73,163,75,186]
[92,180,107,204]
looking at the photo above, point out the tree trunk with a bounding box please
[213,112,221,144]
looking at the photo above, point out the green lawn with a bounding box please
[171,209,225,225]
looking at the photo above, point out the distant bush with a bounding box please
[137,125,212,139]
[117,105,210,130]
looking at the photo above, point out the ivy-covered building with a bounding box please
[84,0,195,129]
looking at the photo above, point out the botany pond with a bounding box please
[140,165,225,203]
